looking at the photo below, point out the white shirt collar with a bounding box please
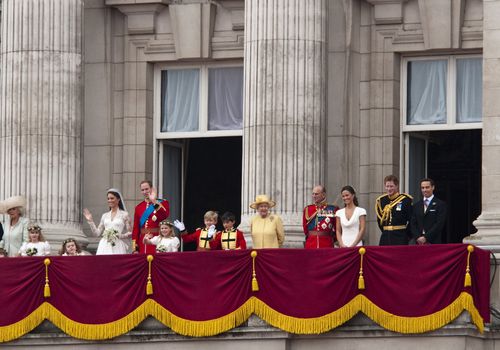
[424,195,434,202]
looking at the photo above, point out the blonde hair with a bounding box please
[27,223,46,242]
[204,210,218,221]
[159,220,174,237]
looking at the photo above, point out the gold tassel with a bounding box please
[464,245,474,287]
[146,255,154,296]
[251,251,259,292]
[358,247,366,290]
[44,258,51,298]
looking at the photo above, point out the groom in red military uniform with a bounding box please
[132,180,170,254]
[302,185,338,248]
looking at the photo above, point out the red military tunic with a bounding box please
[181,228,217,251]
[212,228,247,250]
[132,199,170,254]
[302,201,337,249]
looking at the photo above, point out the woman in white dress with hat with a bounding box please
[83,189,132,255]
[335,186,367,247]
[0,195,30,257]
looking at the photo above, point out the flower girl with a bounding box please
[143,220,180,253]
[19,224,51,256]
[59,238,83,256]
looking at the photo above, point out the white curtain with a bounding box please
[208,67,243,130]
[162,144,182,222]
[161,69,199,132]
[456,58,482,123]
[407,60,447,125]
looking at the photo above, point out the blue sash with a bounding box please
[139,200,163,228]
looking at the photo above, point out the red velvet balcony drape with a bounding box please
[0,244,490,341]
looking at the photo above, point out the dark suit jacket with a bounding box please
[0,222,3,241]
[410,197,447,244]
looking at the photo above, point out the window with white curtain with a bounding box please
[157,63,243,138]
[403,56,482,131]
[208,67,243,130]
[161,69,200,132]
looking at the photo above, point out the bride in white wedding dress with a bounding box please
[83,188,132,255]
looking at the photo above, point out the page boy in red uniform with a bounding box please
[176,211,218,251]
[211,212,246,250]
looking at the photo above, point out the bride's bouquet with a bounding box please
[103,228,119,246]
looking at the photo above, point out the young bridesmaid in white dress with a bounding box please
[335,186,367,247]
[143,220,180,253]
[18,224,51,256]
[83,189,132,255]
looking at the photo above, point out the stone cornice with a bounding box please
[365,0,408,25]
[107,3,167,34]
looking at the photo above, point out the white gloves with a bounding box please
[174,220,185,232]
[207,225,216,238]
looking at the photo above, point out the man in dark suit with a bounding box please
[410,178,447,244]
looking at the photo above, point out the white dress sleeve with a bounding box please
[149,236,161,246]
[357,207,367,218]
[88,214,106,237]
[118,211,132,238]
[19,241,28,256]
[43,241,51,256]
[172,237,180,251]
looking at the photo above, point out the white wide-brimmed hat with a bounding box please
[0,195,26,214]
[249,194,276,210]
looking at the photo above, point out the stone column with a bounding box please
[241,0,327,247]
[0,0,87,247]
[466,0,500,250]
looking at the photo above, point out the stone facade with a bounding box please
[1,0,493,248]
[1,0,500,345]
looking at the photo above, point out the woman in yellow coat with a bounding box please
[250,195,285,248]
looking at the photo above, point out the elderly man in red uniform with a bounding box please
[302,185,338,249]
[132,180,170,254]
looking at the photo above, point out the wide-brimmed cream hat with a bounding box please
[0,195,26,214]
[250,194,276,210]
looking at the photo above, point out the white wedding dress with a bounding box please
[88,210,132,255]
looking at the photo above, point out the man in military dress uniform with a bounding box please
[375,175,413,245]
[132,180,170,254]
[302,185,338,249]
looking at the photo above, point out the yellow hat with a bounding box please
[250,194,276,210]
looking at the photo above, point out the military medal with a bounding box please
[152,214,157,222]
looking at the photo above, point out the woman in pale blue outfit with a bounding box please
[0,196,30,257]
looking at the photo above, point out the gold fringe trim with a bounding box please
[253,292,484,335]
[0,293,484,342]
[151,298,255,337]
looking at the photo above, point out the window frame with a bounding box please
[401,54,483,132]
[154,61,244,140]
